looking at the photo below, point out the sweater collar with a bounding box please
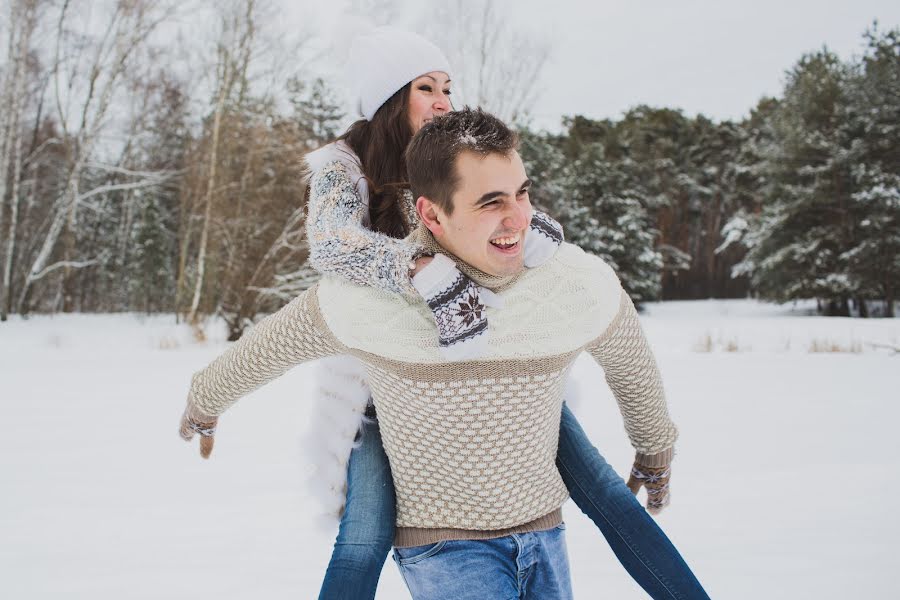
[411,224,524,291]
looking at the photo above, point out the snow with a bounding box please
[2,301,898,599]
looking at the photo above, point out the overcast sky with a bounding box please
[291,0,900,130]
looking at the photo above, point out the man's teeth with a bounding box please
[491,235,520,246]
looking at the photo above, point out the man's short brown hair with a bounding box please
[404,108,519,215]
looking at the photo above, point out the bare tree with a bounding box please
[179,0,260,325]
[0,0,42,321]
[16,0,175,315]
[418,0,551,124]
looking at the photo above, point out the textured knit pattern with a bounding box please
[187,243,678,541]
[429,274,488,345]
[319,242,621,364]
[524,210,565,268]
[413,254,490,349]
[188,290,345,417]
[305,158,565,302]
[361,356,575,533]
[307,161,422,298]
[585,295,679,463]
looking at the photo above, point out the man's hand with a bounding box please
[179,403,218,459]
[626,459,671,515]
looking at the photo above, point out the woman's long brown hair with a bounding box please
[339,84,413,239]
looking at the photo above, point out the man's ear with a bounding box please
[416,196,444,236]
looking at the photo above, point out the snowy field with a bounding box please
[1,299,897,599]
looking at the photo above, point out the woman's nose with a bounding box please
[434,93,451,113]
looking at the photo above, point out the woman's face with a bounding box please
[407,71,452,134]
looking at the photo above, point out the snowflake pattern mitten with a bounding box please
[412,254,503,360]
[524,210,564,268]
[626,460,672,514]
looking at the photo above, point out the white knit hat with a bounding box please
[347,27,452,121]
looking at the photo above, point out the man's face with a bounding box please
[429,150,533,277]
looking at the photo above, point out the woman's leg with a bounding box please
[318,414,396,600]
[556,403,710,600]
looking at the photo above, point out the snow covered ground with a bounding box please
[1,299,897,599]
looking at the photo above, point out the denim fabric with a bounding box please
[556,404,710,600]
[392,525,573,600]
[319,404,709,600]
[318,417,396,600]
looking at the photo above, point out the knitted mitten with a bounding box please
[412,254,503,361]
[179,402,218,459]
[524,210,564,267]
[626,459,672,514]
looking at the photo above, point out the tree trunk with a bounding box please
[187,82,229,325]
[0,1,20,247]
[0,50,29,320]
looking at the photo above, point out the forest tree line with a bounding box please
[0,0,897,335]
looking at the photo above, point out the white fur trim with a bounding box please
[300,355,371,527]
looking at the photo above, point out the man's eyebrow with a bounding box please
[475,180,532,206]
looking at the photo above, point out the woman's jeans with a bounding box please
[392,525,573,600]
[318,403,710,600]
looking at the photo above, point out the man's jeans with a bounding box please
[319,403,710,600]
[392,525,573,600]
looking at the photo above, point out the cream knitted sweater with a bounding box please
[188,241,678,546]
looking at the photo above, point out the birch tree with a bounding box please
[16,0,174,315]
[178,0,260,325]
[0,0,41,321]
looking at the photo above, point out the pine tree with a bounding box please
[736,49,857,314]
[842,25,900,316]
[288,76,345,150]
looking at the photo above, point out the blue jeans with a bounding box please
[318,404,710,600]
[318,417,396,600]
[392,525,573,600]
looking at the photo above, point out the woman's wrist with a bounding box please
[409,255,434,277]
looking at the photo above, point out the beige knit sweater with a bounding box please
[188,241,678,546]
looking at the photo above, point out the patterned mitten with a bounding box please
[412,253,503,361]
[626,459,672,514]
[179,402,218,459]
[523,210,564,268]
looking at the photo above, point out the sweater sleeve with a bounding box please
[306,162,422,298]
[585,291,679,466]
[188,285,345,417]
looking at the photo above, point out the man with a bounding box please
[180,109,689,599]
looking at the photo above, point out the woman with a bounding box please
[300,27,710,600]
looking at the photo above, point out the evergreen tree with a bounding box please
[288,76,345,150]
[519,128,663,303]
[842,25,900,316]
[735,49,858,314]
